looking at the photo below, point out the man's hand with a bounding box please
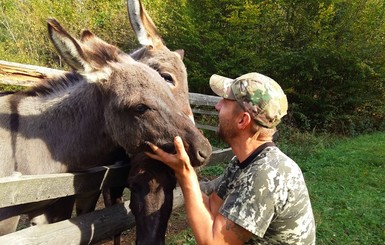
[145,136,193,179]
[146,136,252,244]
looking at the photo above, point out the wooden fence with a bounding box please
[0,60,233,244]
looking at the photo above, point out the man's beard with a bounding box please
[216,120,237,145]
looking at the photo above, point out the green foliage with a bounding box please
[152,0,385,135]
[275,124,338,162]
[0,0,137,69]
[198,164,225,180]
[0,84,24,92]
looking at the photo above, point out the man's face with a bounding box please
[215,99,242,144]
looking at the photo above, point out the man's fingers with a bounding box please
[144,151,161,162]
[145,142,165,158]
[174,136,186,156]
[145,137,191,176]
[145,137,187,165]
[145,141,159,152]
[145,141,173,162]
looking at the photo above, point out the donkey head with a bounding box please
[127,0,194,123]
[47,18,211,166]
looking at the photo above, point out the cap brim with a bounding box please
[209,74,235,99]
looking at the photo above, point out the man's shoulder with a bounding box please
[250,146,301,174]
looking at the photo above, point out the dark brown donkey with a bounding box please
[101,1,202,244]
[0,17,212,236]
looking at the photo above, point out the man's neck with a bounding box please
[230,137,271,163]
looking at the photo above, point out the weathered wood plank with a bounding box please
[0,60,65,86]
[0,163,129,208]
[192,108,218,116]
[0,177,224,245]
[207,148,233,165]
[189,92,220,106]
[195,123,217,132]
[0,187,182,245]
[0,147,230,210]
[0,200,135,244]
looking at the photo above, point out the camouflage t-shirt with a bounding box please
[216,142,315,244]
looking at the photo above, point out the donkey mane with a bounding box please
[21,72,84,97]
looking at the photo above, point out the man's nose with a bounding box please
[215,99,223,111]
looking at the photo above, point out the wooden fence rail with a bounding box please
[0,159,229,244]
[0,60,232,244]
[0,163,135,244]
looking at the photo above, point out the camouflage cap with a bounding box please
[210,72,288,128]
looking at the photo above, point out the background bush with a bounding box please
[1,0,384,135]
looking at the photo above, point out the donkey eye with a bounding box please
[135,104,150,114]
[160,73,175,85]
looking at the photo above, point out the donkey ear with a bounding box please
[175,49,185,60]
[80,29,96,42]
[127,0,163,48]
[47,18,90,71]
[79,29,103,49]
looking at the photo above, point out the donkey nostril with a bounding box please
[197,151,204,161]
[197,145,212,164]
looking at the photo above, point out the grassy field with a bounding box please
[300,132,385,244]
[168,131,385,244]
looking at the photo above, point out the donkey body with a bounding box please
[0,16,211,236]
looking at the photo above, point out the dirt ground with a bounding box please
[96,205,189,245]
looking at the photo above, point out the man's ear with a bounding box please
[237,112,252,129]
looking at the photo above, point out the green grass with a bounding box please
[302,132,385,244]
[167,230,196,245]
[170,131,385,244]
[0,84,25,92]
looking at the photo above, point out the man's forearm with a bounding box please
[178,171,216,245]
